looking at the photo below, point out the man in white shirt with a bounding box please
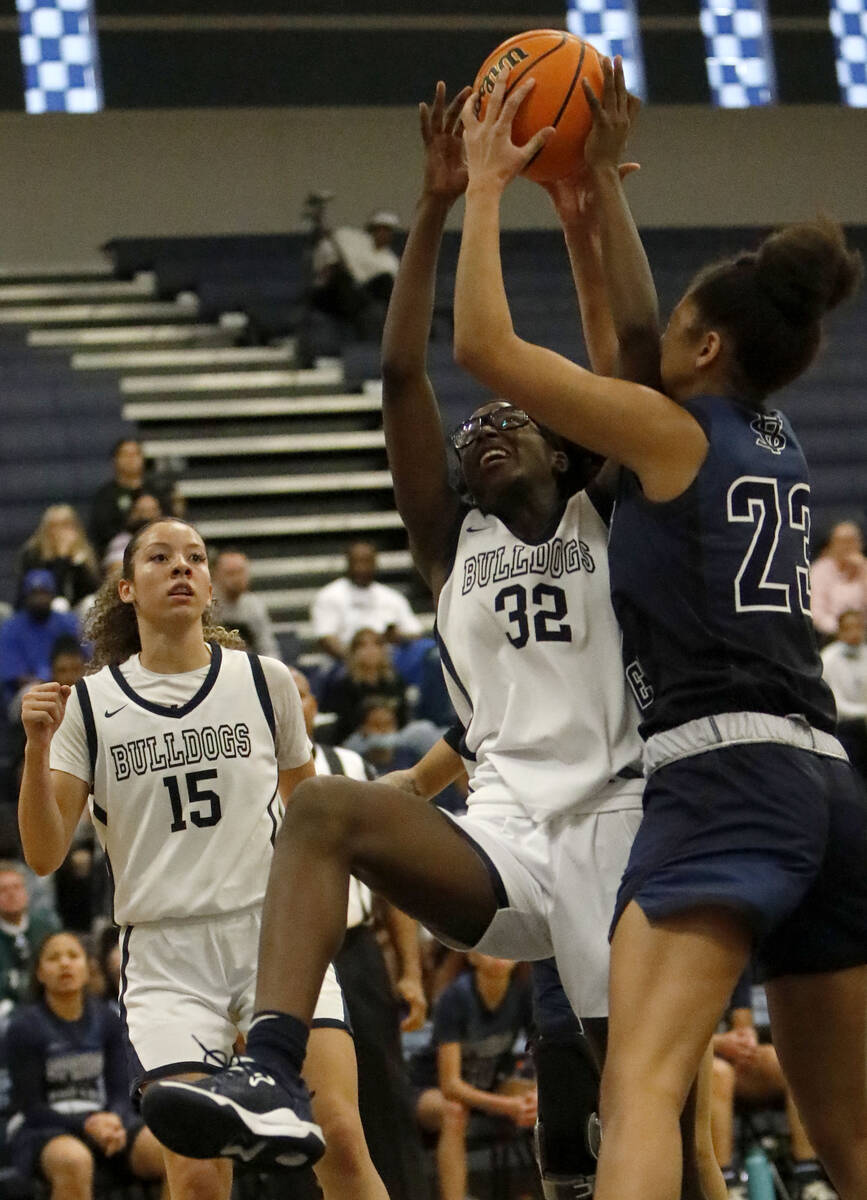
[821,608,867,781]
[311,541,422,661]
[310,211,401,340]
[212,548,281,660]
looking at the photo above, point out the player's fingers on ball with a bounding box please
[445,85,472,133]
[523,125,555,164]
[601,55,615,106]
[487,69,512,118]
[501,76,535,125]
[613,54,627,108]
[582,76,605,120]
[461,91,480,129]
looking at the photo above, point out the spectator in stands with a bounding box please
[810,518,867,641]
[16,505,99,612]
[212,547,281,659]
[290,666,429,1200]
[6,930,165,1196]
[310,208,401,340]
[711,978,838,1199]
[312,541,423,661]
[0,571,79,708]
[0,861,60,1015]
[88,438,171,557]
[100,491,164,580]
[8,635,87,790]
[320,627,408,744]
[821,608,867,780]
[408,952,536,1200]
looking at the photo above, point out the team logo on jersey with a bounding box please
[625,660,654,710]
[108,723,252,781]
[751,412,787,455]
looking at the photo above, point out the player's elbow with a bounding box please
[22,845,62,876]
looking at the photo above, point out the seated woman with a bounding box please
[6,931,165,1199]
[17,506,99,612]
[320,627,409,743]
[408,952,536,1200]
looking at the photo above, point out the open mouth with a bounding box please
[168,584,194,597]
[480,446,510,467]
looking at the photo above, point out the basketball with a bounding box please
[473,29,604,184]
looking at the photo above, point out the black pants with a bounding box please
[335,924,430,1200]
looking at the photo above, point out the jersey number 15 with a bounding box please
[162,769,222,832]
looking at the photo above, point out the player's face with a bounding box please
[37,934,89,997]
[660,295,710,400]
[457,402,556,510]
[120,520,212,626]
[0,871,28,922]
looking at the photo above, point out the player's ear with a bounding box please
[117,578,134,605]
[696,329,723,370]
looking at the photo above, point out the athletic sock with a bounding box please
[245,1010,309,1091]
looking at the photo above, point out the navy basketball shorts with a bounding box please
[611,742,867,980]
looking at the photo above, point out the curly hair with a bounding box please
[85,518,245,671]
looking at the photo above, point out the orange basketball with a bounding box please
[473,29,604,184]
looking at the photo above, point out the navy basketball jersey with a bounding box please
[609,395,836,737]
[8,997,130,1123]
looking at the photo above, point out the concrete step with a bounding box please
[28,324,237,348]
[0,276,155,305]
[124,394,382,424]
[121,364,342,395]
[247,550,413,581]
[0,262,113,282]
[0,300,200,326]
[179,470,393,499]
[195,510,405,539]
[73,344,296,371]
[143,429,385,459]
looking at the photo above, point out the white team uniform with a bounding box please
[435,492,645,1017]
[50,644,346,1089]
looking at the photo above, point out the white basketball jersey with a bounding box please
[436,491,643,819]
[76,645,282,925]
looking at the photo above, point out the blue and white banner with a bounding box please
[567,0,646,98]
[700,0,777,106]
[16,0,103,114]
[830,0,867,104]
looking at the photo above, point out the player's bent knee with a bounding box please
[441,1099,470,1132]
[42,1133,94,1175]
[163,1153,232,1200]
[277,776,357,845]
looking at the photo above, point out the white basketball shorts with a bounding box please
[119,903,348,1093]
[440,778,644,1018]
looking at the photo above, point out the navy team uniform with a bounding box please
[609,394,867,978]
[407,969,532,1095]
[6,996,144,1179]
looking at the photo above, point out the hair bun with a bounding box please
[755,218,863,324]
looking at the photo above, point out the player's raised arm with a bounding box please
[581,56,660,387]
[381,82,470,597]
[18,682,89,875]
[454,74,705,501]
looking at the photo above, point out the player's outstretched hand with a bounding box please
[420,81,473,203]
[461,73,554,194]
[21,682,71,748]
[582,55,641,173]
[507,1089,538,1128]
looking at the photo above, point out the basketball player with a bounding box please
[452,57,867,1200]
[18,517,388,1200]
[141,83,725,1200]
